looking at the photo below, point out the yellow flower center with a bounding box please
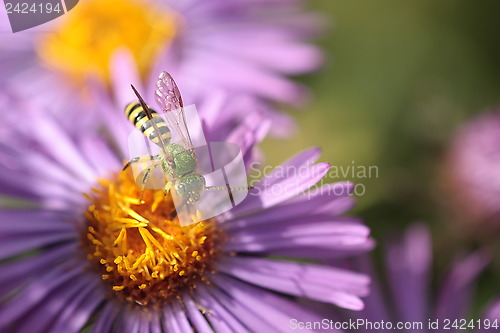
[37,0,178,82]
[84,170,222,307]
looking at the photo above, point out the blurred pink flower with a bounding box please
[338,224,496,333]
[1,0,324,136]
[445,111,500,228]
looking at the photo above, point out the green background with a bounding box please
[262,0,500,313]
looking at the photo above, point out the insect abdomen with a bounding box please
[125,102,171,145]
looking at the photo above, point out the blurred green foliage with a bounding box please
[263,0,500,232]
[261,0,500,311]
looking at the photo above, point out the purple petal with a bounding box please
[231,151,329,215]
[150,311,163,333]
[193,35,322,74]
[385,224,432,323]
[110,50,143,107]
[195,285,250,332]
[167,301,194,333]
[181,294,214,333]
[0,243,76,297]
[79,136,122,178]
[49,277,104,333]
[31,114,97,183]
[436,251,490,321]
[163,303,184,333]
[0,231,76,260]
[218,256,368,310]
[205,286,280,333]
[188,51,308,104]
[256,147,322,188]
[223,182,355,231]
[0,210,76,234]
[210,274,338,332]
[267,240,375,259]
[223,219,369,254]
[13,271,91,333]
[227,216,368,242]
[347,255,392,325]
[91,302,120,333]
[0,168,85,207]
[0,264,83,329]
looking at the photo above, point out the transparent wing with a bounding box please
[155,72,194,150]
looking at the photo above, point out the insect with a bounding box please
[123,72,249,210]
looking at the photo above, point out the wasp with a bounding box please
[124,72,249,208]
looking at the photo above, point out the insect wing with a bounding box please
[155,71,194,150]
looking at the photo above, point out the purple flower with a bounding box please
[0,87,371,332]
[445,111,500,228]
[1,0,323,136]
[337,224,497,333]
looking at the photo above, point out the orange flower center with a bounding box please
[84,170,221,307]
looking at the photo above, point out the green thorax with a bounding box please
[162,143,197,179]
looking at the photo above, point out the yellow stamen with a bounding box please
[84,170,222,306]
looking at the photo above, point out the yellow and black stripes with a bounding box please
[125,102,171,145]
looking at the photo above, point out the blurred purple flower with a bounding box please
[338,224,496,333]
[1,0,324,136]
[0,88,371,332]
[445,111,500,228]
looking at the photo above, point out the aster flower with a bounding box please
[0,82,371,332]
[444,111,500,229]
[336,224,497,333]
[1,0,323,135]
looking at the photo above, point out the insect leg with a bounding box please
[123,155,161,171]
[139,161,163,202]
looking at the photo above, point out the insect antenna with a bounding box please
[205,186,254,191]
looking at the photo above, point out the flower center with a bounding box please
[84,170,221,307]
[37,0,178,82]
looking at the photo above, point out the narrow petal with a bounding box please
[210,274,336,332]
[0,210,76,234]
[196,285,250,332]
[13,271,91,333]
[385,224,432,323]
[0,243,76,297]
[110,49,143,107]
[189,51,308,104]
[31,114,97,183]
[218,257,368,310]
[231,159,329,215]
[223,182,355,231]
[49,277,104,333]
[182,294,214,333]
[436,251,490,321]
[0,264,83,329]
[91,302,120,333]
[168,301,194,333]
[0,231,76,260]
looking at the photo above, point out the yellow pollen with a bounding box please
[36,0,179,83]
[84,170,222,307]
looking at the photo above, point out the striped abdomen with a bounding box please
[125,102,171,146]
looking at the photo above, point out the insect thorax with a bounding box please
[162,143,197,179]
